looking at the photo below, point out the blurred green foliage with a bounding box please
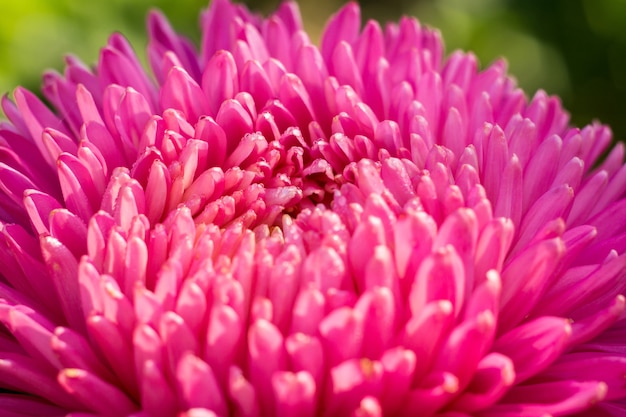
[1,0,625,142]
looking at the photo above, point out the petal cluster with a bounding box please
[1,1,626,416]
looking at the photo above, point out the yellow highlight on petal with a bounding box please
[360,358,379,381]
[591,382,608,405]
[104,281,123,299]
[64,368,85,378]
[442,373,459,394]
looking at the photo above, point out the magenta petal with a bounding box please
[319,306,364,367]
[147,10,201,84]
[0,394,66,417]
[241,60,275,111]
[200,0,237,63]
[85,211,115,271]
[404,371,459,416]
[392,209,436,291]
[40,235,85,334]
[5,306,61,371]
[203,50,239,116]
[474,218,514,285]
[123,235,148,296]
[138,359,178,417]
[449,352,515,412]
[86,314,137,397]
[177,352,228,415]
[567,295,625,347]
[484,380,607,417]
[350,396,382,417]
[239,23,270,64]
[379,347,415,415]
[515,184,574,251]
[278,73,316,130]
[332,41,364,96]
[180,409,218,417]
[98,34,157,108]
[536,353,626,401]
[51,326,116,383]
[320,2,361,64]
[521,134,562,211]
[100,275,135,341]
[13,87,71,166]
[56,154,99,222]
[1,128,61,198]
[401,300,454,382]
[1,225,61,317]
[326,358,383,417]
[272,371,316,417]
[285,333,325,394]
[174,280,206,336]
[410,245,466,319]
[228,366,260,417]
[248,319,286,415]
[24,190,61,234]
[161,66,209,122]
[291,287,325,335]
[204,304,242,383]
[0,353,81,410]
[215,99,254,153]
[0,163,39,214]
[464,270,501,324]
[538,253,626,319]
[133,322,164,380]
[264,18,292,70]
[2,93,29,135]
[381,157,416,206]
[58,368,138,416]
[499,237,565,331]
[348,215,386,285]
[77,258,104,320]
[114,87,154,150]
[354,287,396,359]
[144,159,170,224]
[160,311,199,380]
[49,208,88,259]
[431,311,496,388]
[493,316,571,384]
[493,155,523,227]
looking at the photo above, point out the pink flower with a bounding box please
[1,0,626,416]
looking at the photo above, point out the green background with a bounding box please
[1,0,625,143]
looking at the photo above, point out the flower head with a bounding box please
[1,1,626,416]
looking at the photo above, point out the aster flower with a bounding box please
[1,0,626,416]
